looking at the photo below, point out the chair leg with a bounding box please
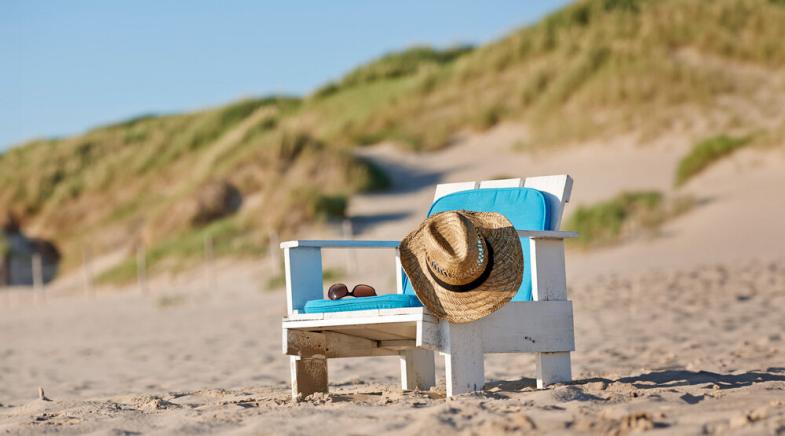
[442,322,484,397]
[290,355,328,400]
[400,349,435,391]
[536,351,571,389]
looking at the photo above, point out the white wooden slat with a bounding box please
[441,321,485,397]
[321,307,425,319]
[416,301,574,354]
[433,181,478,202]
[523,175,573,230]
[282,313,425,330]
[478,178,523,189]
[477,301,574,353]
[285,312,324,321]
[536,352,572,389]
[400,348,436,391]
[286,307,426,322]
[530,239,568,301]
[517,230,578,239]
[280,240,399,249]
[284,247,323,315]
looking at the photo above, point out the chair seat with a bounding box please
[303,294,422,313]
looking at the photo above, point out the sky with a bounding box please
[1,0,571,150]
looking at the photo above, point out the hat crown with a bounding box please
[423,212,488,286]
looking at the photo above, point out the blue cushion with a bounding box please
[402,187,550,302]
[303,294,422,313]
[302,187,550,313]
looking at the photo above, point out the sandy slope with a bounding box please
[2,126,785,434]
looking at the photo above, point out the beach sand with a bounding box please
[2,129,785,434]
[1,258,784,435]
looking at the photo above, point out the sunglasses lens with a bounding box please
[352,284,377,298]
[328,283,349,300]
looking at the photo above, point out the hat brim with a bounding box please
[400,211,523,323]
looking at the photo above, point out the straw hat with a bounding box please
[400,210,523,323]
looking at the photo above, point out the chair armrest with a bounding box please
[516,230,578,240]
[280,239,402,314]
[280,239,400,249]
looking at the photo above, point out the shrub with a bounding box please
[314,194,348,219]
[351,157,391,192]
[674,135,751,187]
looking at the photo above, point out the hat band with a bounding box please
[426,240,494,293]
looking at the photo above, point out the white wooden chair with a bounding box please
[281,175,576,399]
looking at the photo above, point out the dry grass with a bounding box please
[322,0,785,150]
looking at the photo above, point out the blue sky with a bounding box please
[1,1,571,150]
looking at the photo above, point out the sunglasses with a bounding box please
[327,283,377,300]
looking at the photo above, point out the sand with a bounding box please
[2,127,785,434]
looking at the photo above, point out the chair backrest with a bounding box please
[433,175,573,230]
[402,175,573,301]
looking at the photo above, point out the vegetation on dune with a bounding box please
[674,135,752,187]
[4,0,785,282]
[0,96,386,282]
[313,45,474,98]
[317,0,785,150]
[565,191,696,248]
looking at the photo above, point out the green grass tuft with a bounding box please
[565,191,695,248]
[675,135,751,187]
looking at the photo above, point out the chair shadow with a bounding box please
[485,367,785,395]
[612,367,785,390]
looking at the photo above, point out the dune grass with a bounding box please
[313,45,473,98]
[565,191,695,248]
[319,0,785,150]
[674,135,752,187]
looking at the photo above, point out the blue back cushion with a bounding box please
[403,187,550,302]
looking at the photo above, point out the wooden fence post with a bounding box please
[342,219,356,274]
[204,234,215,292]
[268,230,280,275]
[137,247,147,294]
[82,244,93,299]
[32,253,44,303]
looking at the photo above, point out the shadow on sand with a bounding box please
[486,367,785,395]
[348,155,454,233]
[359,155,446,196]
[309,368,785,404]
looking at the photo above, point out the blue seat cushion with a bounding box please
[402,187,550,302]
[303,294,422,313]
